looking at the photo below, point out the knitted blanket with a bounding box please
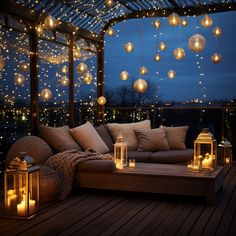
[45,149,113,200]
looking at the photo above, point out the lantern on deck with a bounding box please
[114,134,127,169]
[218,139,232,166]
[4,153,40,219]
[194,128,217,170]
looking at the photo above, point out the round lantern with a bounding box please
[74,47,82,59]
[20,63,29,71]
[173,47,186,60]
[124,42,134,53]
[211,53,222,64]
[0,56,5,71]
[35,24,44,35]
[168,13,180,26]
[76,62,88,74]
[14,73,25,85]
[159,42,167,51]
[105,0,113,7]
[212,27,222,37]
[44,15,58,30]
[61,65,68,74]
[106,27,115,36]
[155,54,162,62]
[82,72,93,84]
[41,88,52,101]
[60,76,69,86]
[97,96,106,105]
[139,66,148,75]
[133,79,148,93]
[200,14,213,28]
[188,34,206,53]
[181,19,188,27]
[168,70,176,79]
[153,19,161,29]
[120,71,129,80]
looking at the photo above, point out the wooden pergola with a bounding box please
[1,0,236,134]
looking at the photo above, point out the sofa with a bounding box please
[6,120,194,203]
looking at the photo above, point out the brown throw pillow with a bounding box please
[135,127,170,151]
[164,126,189,150]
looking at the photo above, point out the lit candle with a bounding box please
[116,162,123,170]
[17,201,26,216]
[226,158,230,164]
[129,159,136,168]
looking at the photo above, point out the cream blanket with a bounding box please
[45,149,112,200]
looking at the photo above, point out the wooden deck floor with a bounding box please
[0,166,236,236]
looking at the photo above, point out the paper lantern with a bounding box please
[20,63,29,71]
[60,76,69,86]
[61,65,68,74]
[168,70,176,79]
[0,56,5,71]
[14,73,25,85]
[97,96,106,105]
[188,34,206,53]
[40,88,52,100]
[159,42,167,51]
[168,13,180,26]
[44,15,58,30]
[35,24,44,35]
[105,0,113,7]
[133,79,148,93]
[76,62,88,74]
[139,66,148,75]
[153,19,161,29]
[212,27,222,37]
[173,47,186,60]
[124,42,134,53]
[120,71,129,80]
[114,134,127,169]
[106,27,115,36]
[211,53,222,64]
[155,54,162,62]
[82,72,93,84]
[181,19,188,27]
[200,14,213,28]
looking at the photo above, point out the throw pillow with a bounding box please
[38,125,82,153]
[134,127,170,151]
[107,120,151,150]
[70,122,109,154]
[164,126,189,150]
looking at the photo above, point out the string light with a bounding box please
[133,79,148,93]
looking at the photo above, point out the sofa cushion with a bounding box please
[70,122,109,154]
[149,149,194,164]
[107,120,151,150]
[164,126,189,150]
[38,125,82,153]
[134,127,170,151]
[127,150,153,163]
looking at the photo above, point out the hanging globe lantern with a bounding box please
[159,42,167,51]
[20,63,29,71]
[168,70,176,79]
[0,56,5,71]
[133,79,148,93]
[105,0,113,7]
[76,62,88,74]
[139,66,148,75]
[181,19,188,27]
[60,76,69,86]
[106,27,115,36]
[153,19,161,29]
[61,65,68,74]
[82,72,93,84]
[97,96,106,105]
[211,53,222,64]
[124,42,134,53]
[14,73,25,85]
[74,47,82,59]
[168,13,180,26]
[40,88,52,101]
[173,47,186,60]
[35,24,44,35]
[200,14,213,28]
[44,15,58,30]
[120,71,129,81]
[188,34,206,53]
[212,26,222,37]
[155,54,162,62]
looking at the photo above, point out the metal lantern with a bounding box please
[188,34,206,53]
[133,79,148,93]
[40,88,52,101]
[14,73,25,85]
[168,70,176,79]
[120,71,129,80]
[97,96,106,105]
[76,62,88,74]
[61,65,68,74]
[173,47,186,60]
[82,72,93,84]
[194,128,217,170]
[124,42,134,53]
[218,139,232,166]
[4,153,40,219]
[159,42,167,51]
[73,47,82,59]
[114,134,127,169]
[200,14,213,28]
[139,66,148,75]
[168,13,180,26]
[181,19,188,27]
[155,54,162,62]
[211,53,222,64]
[44,15,58,30]
[153,19,161,29]
[212,26,222,37]
[106,27,115,36]
[60,76,69,86]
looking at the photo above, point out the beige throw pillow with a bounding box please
[164,126,189,150]
[70,122,109,154]
[135,127,170,151]
[107,120,151,150]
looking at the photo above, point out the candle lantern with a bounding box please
[4,153,40,219]
[218,139,232,166]
[194,128,217,170]
[114,134,127,169]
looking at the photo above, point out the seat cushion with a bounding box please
[127,151,152,163]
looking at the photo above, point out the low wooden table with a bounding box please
[78,163,224,204]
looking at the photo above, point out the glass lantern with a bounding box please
[4,153,40,219]
[218,139,233,166]
[194,128,217,170]
[114,134,127,169]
